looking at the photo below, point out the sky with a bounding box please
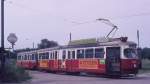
[0,0,150,49]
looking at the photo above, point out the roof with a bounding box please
[17,37,137,54]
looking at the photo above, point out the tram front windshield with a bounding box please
[124,48,137,59]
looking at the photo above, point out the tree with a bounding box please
[141,48,150,59]
[38,39,58,49]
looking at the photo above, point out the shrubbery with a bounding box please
[0,59,31,83]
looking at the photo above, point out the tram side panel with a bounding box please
[78,59,106,74]
[63,47,106,74]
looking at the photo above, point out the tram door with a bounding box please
[106,47,121,75]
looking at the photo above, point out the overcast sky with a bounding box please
[0,0,150,49]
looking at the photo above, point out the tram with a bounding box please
[17,37,140,77]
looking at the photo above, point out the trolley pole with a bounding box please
[1,0,5,72]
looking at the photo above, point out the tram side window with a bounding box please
[72,51,75,59]
[50,52,53,59]
[53,52,55,59]
[29,55,31,60]
[17,56,19,60]
[55,51,57,59]
[46,52,49,59]
[68,51,71,59]
[25,55,27,60]
[62,50,66,60]
[32,54,35,60]
[28,55,30,60]
[39,53,42,60]
[42,53,46,59]
[85,49,94,58]
[95,48,104,58]
[77,50,84,58]
[17,56,21,60]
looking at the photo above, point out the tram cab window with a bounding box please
[124,48,137,58]
[85,49,94,58]
[62,50,66,60]
[95,48,104,58]
[77,50,84,58]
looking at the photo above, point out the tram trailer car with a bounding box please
[17,51,38,69]
[17,37,140,76]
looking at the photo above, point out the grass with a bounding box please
[139,59,150,74]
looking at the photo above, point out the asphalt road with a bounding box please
[21,70,150,84]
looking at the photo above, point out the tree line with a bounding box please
[15,39,58,53]
[140,48,150,59]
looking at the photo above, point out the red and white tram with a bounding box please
[17,37,140,77]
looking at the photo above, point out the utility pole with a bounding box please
[1,0,4,49]
[1,0,5,72]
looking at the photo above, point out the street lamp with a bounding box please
[7,33,18,52]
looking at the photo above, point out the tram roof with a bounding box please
[61,41,136,49]
[17,37,137,53]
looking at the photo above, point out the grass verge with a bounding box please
[139,59,150,74]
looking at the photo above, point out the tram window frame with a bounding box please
[19,56,22,60]
[62,50,66,60]
[24,55,27,60]
[72,51,75,59]
[28,54,31,60]
[17,56,20,60]
[43,53,45,59]
[53,52,55,59]
[18,56,20,60]
[85,49,94,58]
[27,55,29,60]
[32,54,34,60]
[46,52,49,59]
[68,51,71,59]
[94,48,104,58]
[28,55,30,60]
[50,52,53,59]
[39,53,42,60]
[55,51,57,59]
[77,49,84,59]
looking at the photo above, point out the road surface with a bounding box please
[10,70,150,84]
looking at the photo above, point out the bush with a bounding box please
[0,59,31,83]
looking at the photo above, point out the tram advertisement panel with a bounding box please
[79,59,99,69]
[39,60,48,68]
